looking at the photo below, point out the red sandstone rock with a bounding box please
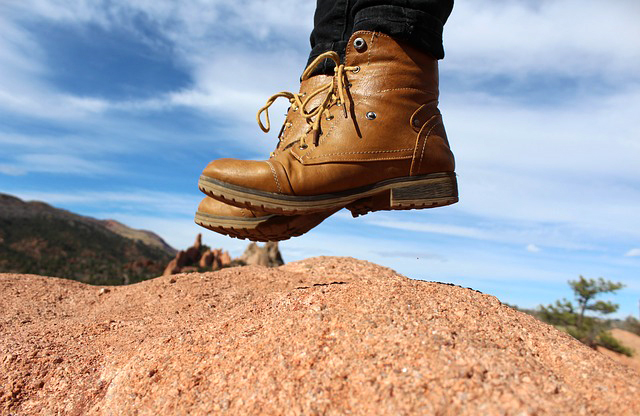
[175,250,187,268]
[199,251,214,268]
[162,258,179,276]
[238,241,284,267]
[184,246,199,264]
[210,249,223,270]
[1,257,639,415]
[219,251,231,267]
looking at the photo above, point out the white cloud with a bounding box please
[0,0,312,122]
[526,244,541,253]
[625,249,640,257]
[8,189,200,217]
[446,0,640,80]
[366,218,489,240]
[437,82,640,245]
[1,154,118,176]
[361,213,594,251]
[0,165,26,176]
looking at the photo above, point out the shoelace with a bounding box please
[257,51,359,149]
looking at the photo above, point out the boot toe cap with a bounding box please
[197,197,269,218]
[201,158,288,194]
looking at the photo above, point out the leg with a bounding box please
[351,0,454,59]
[308,0,354,74]
[309,0,454,70]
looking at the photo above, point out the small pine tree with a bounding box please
[539,276,631,356]
[621,316,640,337]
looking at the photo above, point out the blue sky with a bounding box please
[1,0,640,317]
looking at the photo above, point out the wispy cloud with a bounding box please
[0,1,312,121]
[7,189,199,217]
[625,249,640,257]
[446,0,640,81]
[526,244,541,253]
[361,214,594,251]
[1,154,119,176]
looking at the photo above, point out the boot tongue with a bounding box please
[273,74,331,155]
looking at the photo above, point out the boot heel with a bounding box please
[347,173,458,217]
[390,173,458,209]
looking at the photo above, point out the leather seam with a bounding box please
[305,148,413,160]
[410,131,421,176]
[417,121,441,174]
[306,155,412,163]
[375,87,431,94]
[368,33,374,66]
[265,160,282,194]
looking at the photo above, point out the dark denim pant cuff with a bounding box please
[353,5,445,60]
[305,4,446,77]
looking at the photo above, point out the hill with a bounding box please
[1,257,639,415]
[597,329,640,372]
[0,193,174,285]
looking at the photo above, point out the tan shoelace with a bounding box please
[257,51,359,149]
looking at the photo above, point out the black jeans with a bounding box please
[308,0,453,74]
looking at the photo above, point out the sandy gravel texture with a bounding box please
[1,256,639,415]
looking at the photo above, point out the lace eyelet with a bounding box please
[366,111,377,120]
[352,66,360,74]
[299,144,308,150]
[326,116,334,121]
[354,38,366,51]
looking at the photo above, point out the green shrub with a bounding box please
[597,331,634,357]
[621,316,640,336]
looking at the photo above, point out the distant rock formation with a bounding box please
[162,235,284,275]
[162,234,233,276]
[237,242,284,267]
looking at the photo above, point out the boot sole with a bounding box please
[198,172,458,215]
[194,209,336,242]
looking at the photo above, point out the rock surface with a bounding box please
[1,257,639,415]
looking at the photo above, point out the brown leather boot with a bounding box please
[195,197,337,242]
[199,30,457,215]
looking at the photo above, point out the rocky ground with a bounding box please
[1,257,639,415]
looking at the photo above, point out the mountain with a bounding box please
[1,257,639,414]
[100,219,175,255]
[0,193,174,285]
